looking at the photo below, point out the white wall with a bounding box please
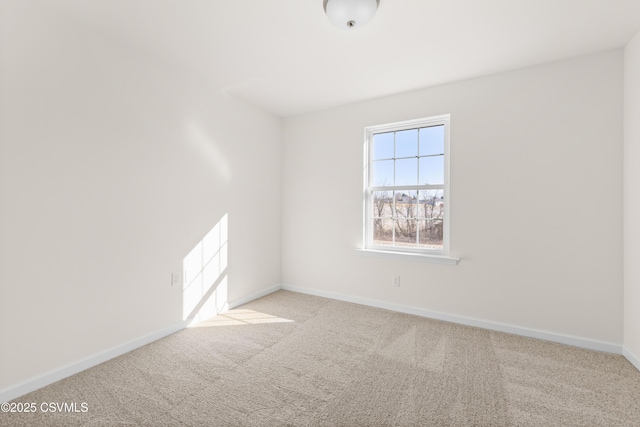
[282,51,623,347]
[0,2,282,395]
[624,30,640,368]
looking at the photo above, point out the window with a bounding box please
[364,115,452,259]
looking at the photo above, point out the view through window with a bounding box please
[365,115,450,254]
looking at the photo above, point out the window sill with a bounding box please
[356,249,459,265]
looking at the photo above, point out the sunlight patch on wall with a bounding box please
[183,214,228,324]
[191,309,294,328]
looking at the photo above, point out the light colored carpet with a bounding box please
[3,290,640,426]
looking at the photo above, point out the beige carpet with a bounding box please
[3,290,640,426]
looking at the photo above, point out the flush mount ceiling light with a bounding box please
[323,0,380,30]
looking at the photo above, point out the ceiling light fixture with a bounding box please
[323,0,379,30]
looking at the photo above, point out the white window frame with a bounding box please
[361,114,458,264]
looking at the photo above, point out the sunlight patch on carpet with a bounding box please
[191,309,294,328]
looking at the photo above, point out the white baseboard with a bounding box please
[1,284,283,403]
[227,284,282,309]
[2,283,627,403]
[623,347,640,372]
[281,284,623,355]
[0,321,187,404]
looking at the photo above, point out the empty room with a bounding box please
[2,0,640,425]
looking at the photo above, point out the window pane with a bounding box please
[393,190,417,247]
[418,219,443,250]
[372,191,393,218]
[419,190,444,219]
[372,160,394,186]
[373,218,394,246]
[394,190,418,213]
[373,132,394,160]
[419,155,444,185]
[419,125,444,156]
[396,129,418,158]
[394,218,417,245]
[395,158,418,186]
[417,190,444,250]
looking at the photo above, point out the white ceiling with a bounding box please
[45,0,640,117]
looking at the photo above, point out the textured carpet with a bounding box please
[3,290,640,426]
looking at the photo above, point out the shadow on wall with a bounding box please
[183,213,228,325]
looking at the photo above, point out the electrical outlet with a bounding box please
[172,272,179,286]
[392,275,400,287]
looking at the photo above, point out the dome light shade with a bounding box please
[323,0,379,30]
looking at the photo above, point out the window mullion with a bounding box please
[370,185,443,192]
